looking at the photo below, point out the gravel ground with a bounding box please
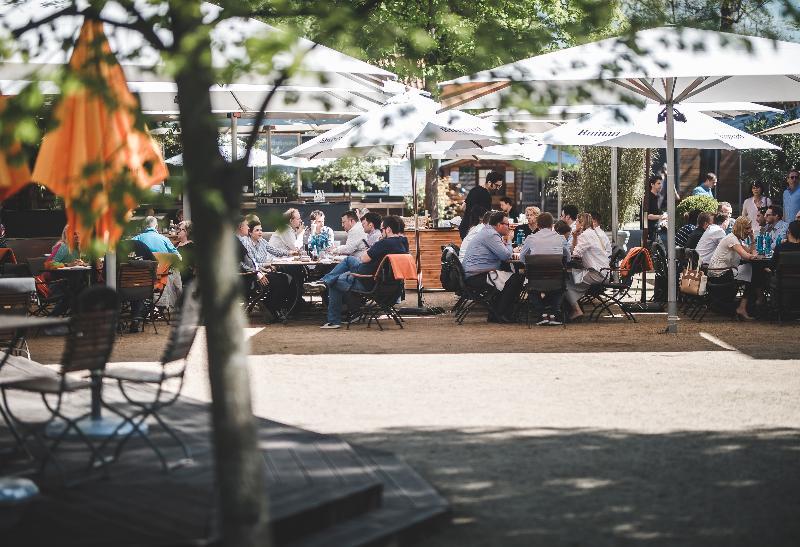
[25,293,800,546]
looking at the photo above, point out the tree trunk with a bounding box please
[169,2,270,546]
[425,158,438,223]
[720,0,735,31]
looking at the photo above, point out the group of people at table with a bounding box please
[235,208,410,328]
[41,215,195,331]
[672,174,800,320]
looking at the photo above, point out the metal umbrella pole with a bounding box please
[664,93,679,333]
[410,143,423,307]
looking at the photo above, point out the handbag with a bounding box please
[680,262,707,296]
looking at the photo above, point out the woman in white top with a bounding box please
[565,213,610,321]
[269,208,305,253]
[741,180,771,234]
[707,216,757,320]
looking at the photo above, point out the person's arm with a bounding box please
[265,242,289,257]
[488,233,513,261]
[336,228,363,255]
[732,242,755,260]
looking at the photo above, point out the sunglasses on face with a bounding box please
[790,175,798,179]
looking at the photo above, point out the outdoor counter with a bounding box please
[406,228,460,290]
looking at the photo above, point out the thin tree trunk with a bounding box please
[169,2,270,545]
[425,158,438,224]
[720,0,735,31]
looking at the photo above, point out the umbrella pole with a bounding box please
[610,147,618,248]
[411,143,423,307]
[665,98,679,333]
[557,146,563,216]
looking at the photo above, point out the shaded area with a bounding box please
[342,427,800,547]
[0,388,446,546]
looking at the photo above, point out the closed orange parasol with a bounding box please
[0,95,32,201]
[32,19,167,249]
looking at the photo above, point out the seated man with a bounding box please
[695,212,729,265]
[318,215,409,329]
[519,212,569,325]
[462,210,524,323]
[685,212,712,250]
[270,208,305,253]
[133,216,180,255]
[765,204,789,251]
[332,209,367,257]
[361,212,383,248]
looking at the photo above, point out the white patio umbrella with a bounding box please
[439,26,800,333]
[540,104,779,245]
[284,92,524,308]
[164,141,330,168]
[756,118,800,136]
[421,139,579,164]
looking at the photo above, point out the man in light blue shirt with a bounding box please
[462,211,523,322]
[133,216,180,255]
[691,172,717,197]
[765,205,789,250]
[782,169,800,223]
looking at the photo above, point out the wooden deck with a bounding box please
[0,384,448,546]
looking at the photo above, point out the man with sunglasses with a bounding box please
[783,169,800,224]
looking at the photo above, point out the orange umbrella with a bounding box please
[0,95,32,201]
[32,19,167,249]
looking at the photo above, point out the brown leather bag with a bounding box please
[680,263,707,295]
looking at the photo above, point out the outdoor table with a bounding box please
[0,278,35,293]
[48,265,93,314]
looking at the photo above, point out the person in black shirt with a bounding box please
[321,215,409,328]
[646,175,665,243]
[513,205,540,243]
[460,171,503,239]
[499,196,518,222]
[685,212,712,250]
[772,220,800,265]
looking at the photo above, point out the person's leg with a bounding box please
[496,273,524,319]
[545,290,564,322]
[324,273,358,326]
[321,256,361,286]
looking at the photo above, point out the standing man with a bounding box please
[692,173,717,197]
[783,169,800,223]
[460,171,503,239]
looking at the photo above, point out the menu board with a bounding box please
[389,160,427,195]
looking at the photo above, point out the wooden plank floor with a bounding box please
[0,384,387,546]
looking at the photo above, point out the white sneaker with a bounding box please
[548,315,563,326]
[535,317,550,326]
[320,322,341,329]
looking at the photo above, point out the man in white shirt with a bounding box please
[332,210,367,257]
[590,210,612,258]
[560,204,579,232]
[695,213,730,265]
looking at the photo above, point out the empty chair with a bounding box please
[101,284,201,470]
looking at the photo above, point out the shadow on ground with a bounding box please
[343,427,800,547]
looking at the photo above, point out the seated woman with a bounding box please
[241,220,293,321]
[707,215,758,320]
[176,220,196,284]
[44,225,87,316]
[565,213,610,322]
[306,210,335,254]
[269,208,304,253]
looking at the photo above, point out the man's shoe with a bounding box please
[320,322,341,329]
[536,317,550,326]
[547,315,563,326]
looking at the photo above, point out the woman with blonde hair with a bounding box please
[707,215,758,320]
[565,213,609,322]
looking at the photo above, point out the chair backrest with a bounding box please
[118,260,157,301]
[61,286,119,374]
[1,263,32,277]
[0,290,31,315]
[152,252,180,290]
[524,254,566,292]
[161,282,201,365]
[0,248,17,265]
[26,257,47,276]
[776,251,800,289]
[386,253,417,281]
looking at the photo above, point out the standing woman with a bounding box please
[565,213,609,322]
[741,180,771,234]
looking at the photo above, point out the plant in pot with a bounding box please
[314,158,384,198]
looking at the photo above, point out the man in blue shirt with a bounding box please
[463,210,524,323]
[132,216,180,255]
[319,215,409,329]
[782,169,800,224]
[691,173,717,197]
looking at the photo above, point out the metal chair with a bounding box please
[580,245,639,322]
[346,256,411,330]
[117,260,157,333]
[0,288,35,359]
[0,286,119,483]
[771,251,800,324]
[522,254,567,328]
[450,255,499,324]
[101,283,201,471]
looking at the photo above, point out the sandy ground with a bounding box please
[25,292,800,546]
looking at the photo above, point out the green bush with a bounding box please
[676,195,718,227]
[256,169,298,200]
